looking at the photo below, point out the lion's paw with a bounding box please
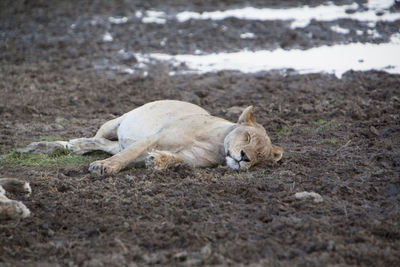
[145,151,182,170]
[0,200,31,219]
[67,138,92,154]
[145,152,164,170]
[89,159,121,176]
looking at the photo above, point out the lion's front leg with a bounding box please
[145,150,184,170]
[88,136,159,176]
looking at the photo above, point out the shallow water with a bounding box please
[136,34,400,78]
[139,0,400,29]
[129,0,400,77]
[96,0,400,77]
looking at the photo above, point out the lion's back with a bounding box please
[117,100,209,149]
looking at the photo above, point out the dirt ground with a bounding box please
[1,0,400,266]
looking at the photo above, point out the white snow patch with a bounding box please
[160,38,167,47]
[330,25,350,34]
[135,11,143,18]
[102,32,113,42]
[240,32,256,39]
[90,19,98,26]
[108,16,128,24]
[367,29,382,38]
[391,32,400,44]
[136,40,400,78]
[174,1,400,29]
[368,0,395,10]
[134,0,397,27]
[120,68,135,74]
[142,10,167,24]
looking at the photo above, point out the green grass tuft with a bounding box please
[313,119,340,131]
[0,150,102,167]
[319,138,339,146]
[303,119,342,134]
[38,136,64,142]
[275,126,291,137]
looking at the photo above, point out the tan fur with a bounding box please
[146,150,185,170]
[21,100,283,175]
[0,178,31,220]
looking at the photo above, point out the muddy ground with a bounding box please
[1,0,400,266]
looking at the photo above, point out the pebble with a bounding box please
[295,191,323,203]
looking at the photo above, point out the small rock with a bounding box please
[369,126,379,136]
[327,240,335,251]
[391,96,400,102]
[83,259,104,267]
[226,106,245,117]
[200,244,212,259]
[53,124,65,130]
[47,229,55,237]
[301,103,313,113]
[345,9,356,14]
[125,175,136,182]
[55,117,66,124]
[143,253,165,264]
[173,251,187,261]
[295,191,323,203]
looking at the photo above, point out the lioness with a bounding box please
[22,100,283,175]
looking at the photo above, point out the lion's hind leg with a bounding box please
[66,138,120,155]
[17,115,125,155]
[17,141,68,154]
[94,116,125,140]
[66,115,124,155]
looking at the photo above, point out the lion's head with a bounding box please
[224,106,283,170]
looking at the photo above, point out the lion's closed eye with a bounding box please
[245,133,251,143]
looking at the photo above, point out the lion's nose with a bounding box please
[240,150,250,162]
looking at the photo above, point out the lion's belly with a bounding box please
[117,100,209,150]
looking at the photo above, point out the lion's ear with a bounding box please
[238,106,255,125]
[270,145,283,162]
